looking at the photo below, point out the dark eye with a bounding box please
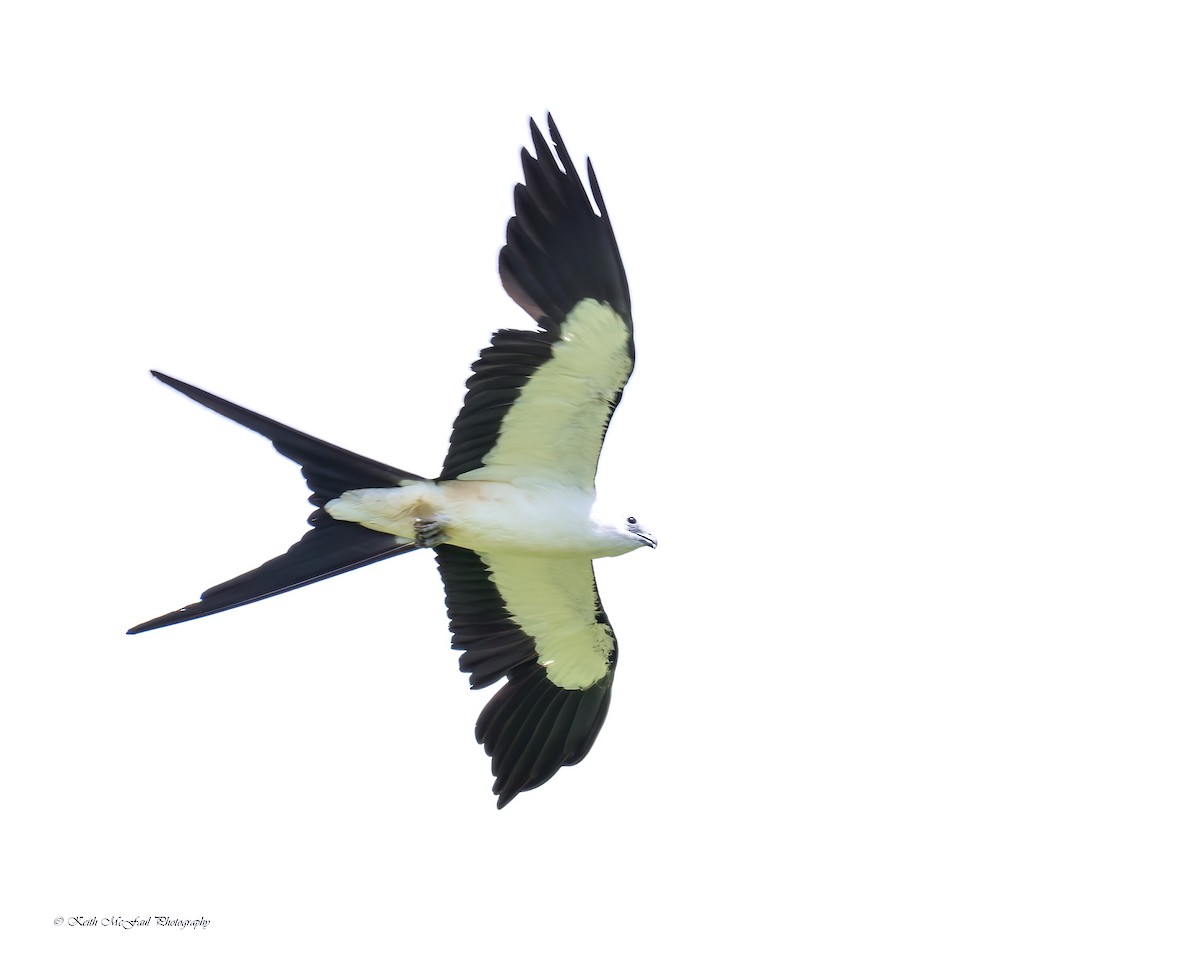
[627,516,637,525]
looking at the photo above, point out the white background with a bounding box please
[3,2,1198,960]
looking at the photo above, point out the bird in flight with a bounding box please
[128,116,653,808]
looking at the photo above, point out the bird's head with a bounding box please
[621,515,657,551]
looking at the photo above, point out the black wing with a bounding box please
[440,115,633,486]
[436,545,616,808]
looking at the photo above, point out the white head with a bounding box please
[589,508,656,557]
[618,514,657,552]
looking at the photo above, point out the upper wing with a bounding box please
[435,545,618,808]
[439,115,633,490]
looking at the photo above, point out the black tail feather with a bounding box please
[148,371,425,509]
[128,372,427,634]
[128,520,419,633]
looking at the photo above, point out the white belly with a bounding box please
[325,480,618,558]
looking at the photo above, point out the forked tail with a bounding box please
[127,371,428,634]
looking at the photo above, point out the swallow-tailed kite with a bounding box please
[128,116,651,808]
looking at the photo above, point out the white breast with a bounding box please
[438,480,606,556]
[326,479,628,559]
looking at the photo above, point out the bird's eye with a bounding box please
[627,516,637,525]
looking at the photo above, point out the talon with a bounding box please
[413,516,447,548]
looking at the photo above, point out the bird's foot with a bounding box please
[413,516,447,548]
